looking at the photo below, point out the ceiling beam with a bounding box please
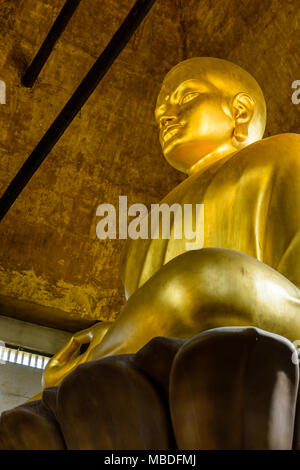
[0,0,157,222]
[22,0,82,88]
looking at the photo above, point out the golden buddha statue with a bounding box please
[43,57,300,390]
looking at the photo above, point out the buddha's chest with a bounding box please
[121,160,274,297]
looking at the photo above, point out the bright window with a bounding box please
[0,344,51,370]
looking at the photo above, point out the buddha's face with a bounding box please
[155,75,234,173]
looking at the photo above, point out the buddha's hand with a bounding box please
[42,321,113,389]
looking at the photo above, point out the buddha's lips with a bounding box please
[162,124,183,143]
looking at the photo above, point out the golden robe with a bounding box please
[121,134,300,297]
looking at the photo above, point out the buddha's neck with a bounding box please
[187,144,238,176]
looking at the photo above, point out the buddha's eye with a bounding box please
[181,92,200,105]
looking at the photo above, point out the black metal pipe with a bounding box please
[0,0,157,222]
[22,0,82,88]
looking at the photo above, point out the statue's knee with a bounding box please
[171,248,241,285]
[177,247,237,266]
[160,248,251,320]
[187,248,257,283]
[159,250,221,312]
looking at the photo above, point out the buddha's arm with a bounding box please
[86,248,300,362]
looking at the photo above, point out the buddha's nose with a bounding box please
[160,115,178,129]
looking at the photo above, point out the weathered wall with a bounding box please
[0,362,42,414]
[180,0,300,137]
[0,315,71,355]
[0,0,184,330]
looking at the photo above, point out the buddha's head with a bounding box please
[155,57,266,174]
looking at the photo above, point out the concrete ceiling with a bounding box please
[0,0,299,331]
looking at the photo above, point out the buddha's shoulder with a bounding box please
[229,133,300,172]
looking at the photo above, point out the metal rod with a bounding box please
[0,0,157,222]
[22,0,82,88]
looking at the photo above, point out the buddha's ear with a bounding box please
[231,92,255,143]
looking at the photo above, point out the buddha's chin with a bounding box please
[163,155,190,174]
[163,140,207,174]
